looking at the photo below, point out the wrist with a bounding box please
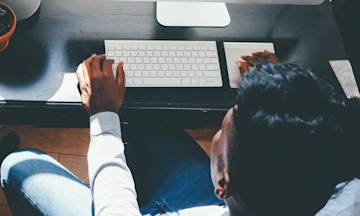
[89,108,119,116]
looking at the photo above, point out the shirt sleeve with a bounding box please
[88,111,141,216]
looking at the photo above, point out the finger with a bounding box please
[252,52,270,59]
[83,54,96,83]
[92,55,106,77]
[237,59,249,74]
[76,63,85,86]
[116,63,126,88]
[263,50,279,64]
[241,55,261,66]
[103,59,115,78]
[76,63,86,95]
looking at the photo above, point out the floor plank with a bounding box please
[186,128,218,156]
[0,126,90,156]
[59,154,89,185]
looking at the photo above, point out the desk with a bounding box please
[0,0,347,127]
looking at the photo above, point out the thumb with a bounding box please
[116,63,125,88]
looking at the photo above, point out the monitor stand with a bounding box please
[156,1,231,27]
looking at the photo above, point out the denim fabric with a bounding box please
[0,148,92,216]
[0,129,223,216]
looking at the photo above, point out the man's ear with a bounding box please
[215,170,231,200]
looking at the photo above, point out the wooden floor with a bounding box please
[0,125,217,216]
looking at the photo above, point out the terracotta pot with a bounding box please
[0,2,17,53]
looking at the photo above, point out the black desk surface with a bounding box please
[0,0,347,126]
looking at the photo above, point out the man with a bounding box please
[1,52,360,215]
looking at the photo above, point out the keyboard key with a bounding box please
[128,57,135,63]
[191,52,198,57]
[143,71,150,77]
[136,57,142,63]
[192,65,199,71]
[134,78,144,85]
[169,64,176,71]
[181,58,188,64]
[127,71,134,76]
[154,51,161,57]
[143,58,150,63]
[135,71,142,77]
[169,51,176,57]
[127,78,134,84]
[151,57,157,63]
[166,58,173,63]
[182,78,191,85]
[150,71,158,77]
[159,58,166,63]
[146,64,153,70]
[176,64,183,70]
[189,58,196,64]
[153,64,160,70]
[138,64,145,70]
[206,51,215,57]
[143,78,181,85]
[161,64,169,70]
[199,64,206,70]
[176,51,184,57]
[211,58,218,63]
[130,64,137,70]
[192,78,200,85]
[205,71,220,77]
[206,64,219,70]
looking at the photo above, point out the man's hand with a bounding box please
[76,54,125,115]
[236,50,279,75]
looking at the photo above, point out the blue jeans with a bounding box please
[0,128,223,216]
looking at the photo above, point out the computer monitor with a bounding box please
[156,0,325,27]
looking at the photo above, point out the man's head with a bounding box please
[210,63,350,215]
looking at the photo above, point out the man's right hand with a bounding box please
[76,54,126,116]
[236,50,279,74]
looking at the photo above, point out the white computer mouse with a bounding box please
[1,0,41,21]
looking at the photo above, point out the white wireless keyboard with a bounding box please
[105,40,223,87]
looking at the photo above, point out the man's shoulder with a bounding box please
[316,178,360,216]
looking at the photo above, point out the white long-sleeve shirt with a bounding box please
[88,112,360,216]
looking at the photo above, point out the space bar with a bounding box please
[143,78,181,86]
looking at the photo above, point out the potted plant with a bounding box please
[0,2,16,53]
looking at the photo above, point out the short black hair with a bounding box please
[229,63,358,215]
